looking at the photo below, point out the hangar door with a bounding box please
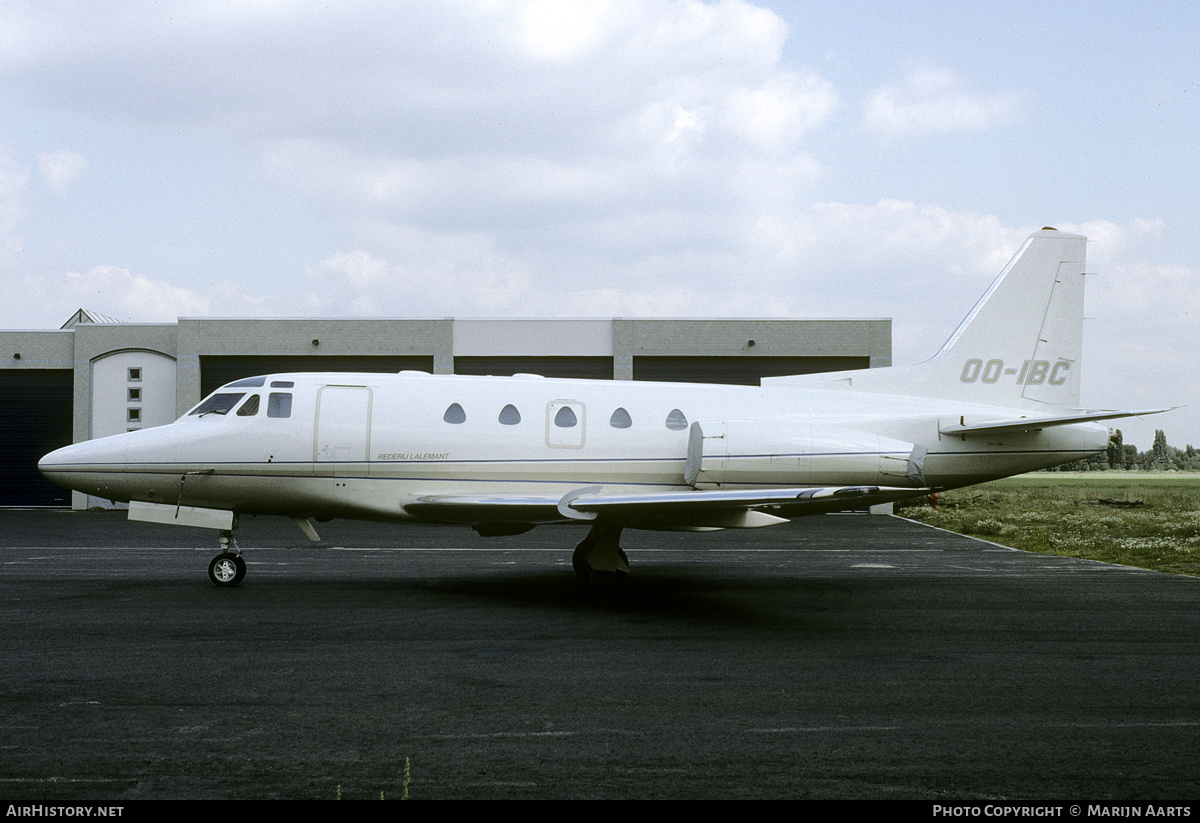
[632,356,871,385]
[0,370,73,506]
[455,356,613,380]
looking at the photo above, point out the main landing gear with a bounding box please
[208,528,246,587]
[572,523,630,586]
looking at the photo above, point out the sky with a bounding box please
[1,0,1195,449]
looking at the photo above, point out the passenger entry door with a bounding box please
[315,386,372,475]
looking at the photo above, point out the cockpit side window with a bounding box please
[236,395,261,417]
[267,393,293,418]
[189,393,246,416]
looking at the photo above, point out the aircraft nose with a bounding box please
[38,431,163,500]
[40,438,120,474]
[40,439,116,495]
[39,441,89,476]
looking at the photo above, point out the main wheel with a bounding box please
[208,552,246,587]
[571,531,597,581]
[571,527,630,585]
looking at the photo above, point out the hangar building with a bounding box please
[1,312,890,508]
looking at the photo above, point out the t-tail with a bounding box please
[765,228,1088,409]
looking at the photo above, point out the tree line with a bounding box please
[1046,429,1200,471]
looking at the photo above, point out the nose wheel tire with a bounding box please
[209,552,246,587]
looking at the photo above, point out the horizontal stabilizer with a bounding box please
[939,408,1173,437]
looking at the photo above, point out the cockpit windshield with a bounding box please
[185,377,294,419]
[189,392,246,416]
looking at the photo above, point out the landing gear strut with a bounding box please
[208,528,246,587]
[572,523,629,586]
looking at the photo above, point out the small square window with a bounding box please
[128,388,141,402]
[267,393,292,419]
[128,368,142,382]
[127,408,141,423]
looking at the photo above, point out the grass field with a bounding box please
[895,472,1200,577]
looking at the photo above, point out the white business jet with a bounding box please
[39,229,1166,587]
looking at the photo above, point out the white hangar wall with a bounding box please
[91,350,178,439]
[0,314,891,508]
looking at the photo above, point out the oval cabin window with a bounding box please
[499,404,521,425]
[609,407,632,429]
[665,408,688,430]
[554,405,578,428]
[443,403,466,424]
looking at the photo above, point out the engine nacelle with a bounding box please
[684,420,926,489]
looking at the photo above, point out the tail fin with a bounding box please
[927,228,1086,406]
[764,229,1087,408]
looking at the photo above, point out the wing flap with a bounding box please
[404,495,565,525]
[406,484,929,530]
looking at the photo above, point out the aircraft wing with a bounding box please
[406,484,928,531]
[939,408,1173,437]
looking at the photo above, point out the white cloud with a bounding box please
[38,150,88,195]
[0,2,1191,444]
[514,0,612,60]
[861,67,1023,138]
[1084,256,1197,447]
[1,2,839,274]
[298,200,1021,330]
[0,2,795,144]
[1053,217,1164,274]
[304,226,533,316]
[0,264,216,328]
[726,73,839,151]
[316,249,391,289]
[1,1,839,332]
[59,266,212,321]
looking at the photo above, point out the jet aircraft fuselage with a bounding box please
[37,229,1164,586]
[40,371,1109,525]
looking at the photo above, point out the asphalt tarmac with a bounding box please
[2,509,1198,800]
